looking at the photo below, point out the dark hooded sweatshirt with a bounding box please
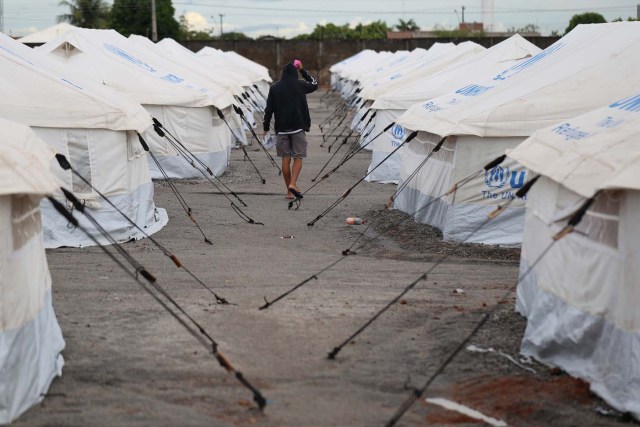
[263,63,318,133]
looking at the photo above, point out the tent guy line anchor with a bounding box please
[216,108,266,185]
[306,131,419,227]
[148,125,264,226]
[384,188,598,427]
[151,118,248,207]
[46,196,267,411]
[138,135,213,244]
[54,153,231,305]
[232,105,282,174]
[258,153,510,310]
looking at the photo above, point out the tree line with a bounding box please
[58,2,638,41]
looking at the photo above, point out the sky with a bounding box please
[3,0,639,38]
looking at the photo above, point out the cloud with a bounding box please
[183,11,212,32]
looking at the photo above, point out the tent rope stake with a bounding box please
[46,196,267,410]
[151,119,249,207]
[137,135,213,244]
[311,110,373,182]
[232,105,282,174]
[54,154,231,305]
[326,176,538,360]
[328,109,373,153]
[307,131,418,227]
[215,108,266,184]
[306,121,397,196]
[384,191,600,426]
[386,137,446,208]
[145,128,264,226]
[259,153,507,310]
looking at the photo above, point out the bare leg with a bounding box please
[282,156,293,197]
[289,158,303,191]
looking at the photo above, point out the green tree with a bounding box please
[612,16,640,22]
[219,32,251,41]
[564,12,607,35]
[295,20,389,40]
[110,0,180,39]
[57,0,110,28]
[394,18,419,31]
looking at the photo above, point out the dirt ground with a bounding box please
[15,93,635,426]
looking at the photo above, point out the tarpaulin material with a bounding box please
[0,118,64,424]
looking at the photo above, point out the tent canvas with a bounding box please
[17,23,78,44]
[394,22,640,246]
[37,29,236,179]
[0,31,168,248]
[507,92,640,419]
[362,40,521,183]
[0,118,65,424]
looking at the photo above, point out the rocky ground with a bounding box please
[15,92,635,426]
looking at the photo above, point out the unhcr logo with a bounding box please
[484,167,526,189]
[391,124,405,140]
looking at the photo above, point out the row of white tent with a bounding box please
[0,28,271,423]
[330,22,640,419]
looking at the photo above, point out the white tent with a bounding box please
[508,92,640,419]
[0,117,65,424]
[365,36,539,183]
[37,29,237,179]
[394,22,640,246]
[128,35,251,142]
[17,23,77,44]
[358,41,499,182]
[329,49,376,88]
[352,43,463,147]
[197,46,272,100]
[0,32,168,248]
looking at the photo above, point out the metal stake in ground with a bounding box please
[307,131,418,227]
[47,196,267,410]
[232,105,282,174]
[384,190,597,426]
[55,154,230,304]
[326,174,540,360]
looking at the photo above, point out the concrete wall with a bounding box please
[182,37,560,87]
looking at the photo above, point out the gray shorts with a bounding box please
[276,132,307,158]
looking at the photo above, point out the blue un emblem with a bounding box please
[485,166,511,189]
[391,124,405,140]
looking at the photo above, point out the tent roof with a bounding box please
[372,35,541,110]
[153,37,252,90]
[0,117,59,196]
[196,47,272,84]
[508,93,640,198]
[360,42,484,101]
[329,49,376,73]
[128,35,246,96]
[0,32,152,132]
[17,23,78,44]
[37,29,234,108]
[397,23,640,138]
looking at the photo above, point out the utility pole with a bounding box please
[461,5,466,23]
[219,13,225,38]
[151,0,158,41]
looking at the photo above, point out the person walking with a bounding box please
[262,60,318,199]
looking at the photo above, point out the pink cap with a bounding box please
[293,59,302,69]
